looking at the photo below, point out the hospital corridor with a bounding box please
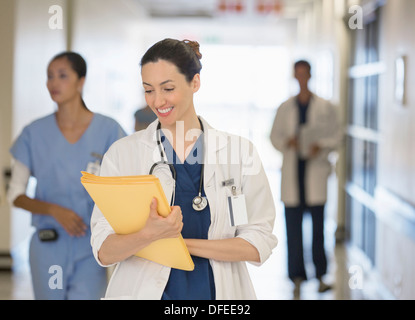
[1,0,415,301]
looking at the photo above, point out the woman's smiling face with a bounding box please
[141,59,200,130]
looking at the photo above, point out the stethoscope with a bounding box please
[149,118,208,212]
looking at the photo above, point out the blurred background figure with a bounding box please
[134,105,157,131]
[270,60,342,299]
[2,0,415,301]
[7,52,126,299]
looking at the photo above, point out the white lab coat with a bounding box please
[90,117,278,300]
[270,94,342,207]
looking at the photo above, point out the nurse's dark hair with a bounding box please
[49,51,89,110]
[140,38,202,83]
[294,60,312,74]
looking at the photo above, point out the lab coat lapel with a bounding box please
[142,117,225,173]
[201,117,227,188]
[141,120,161,163]
[142,118,224,201]
[140,120,176,203]
[304,93,320,125]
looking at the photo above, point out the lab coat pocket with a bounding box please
[222,221,237,238]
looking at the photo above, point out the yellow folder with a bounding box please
[81,171,194,271]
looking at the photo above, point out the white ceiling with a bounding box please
[135,0,315,18]
[136,0,217,17]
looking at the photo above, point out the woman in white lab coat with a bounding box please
[90,38,278,300]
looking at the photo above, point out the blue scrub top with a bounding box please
[160,132,216,300]
[10,113,126,230]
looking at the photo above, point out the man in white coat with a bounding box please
[270,60,342,299]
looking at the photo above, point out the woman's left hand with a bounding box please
[184,238,260,263]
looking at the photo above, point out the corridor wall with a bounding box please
[0,0,15,269]
[345,0,415,299]
[376,0,415,299]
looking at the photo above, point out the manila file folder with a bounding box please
[80,171,194,271]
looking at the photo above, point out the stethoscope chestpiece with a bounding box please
[155,118,209,211]
[192,195,208,212]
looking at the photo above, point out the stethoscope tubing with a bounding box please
[149,118,207,211]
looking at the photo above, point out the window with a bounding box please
[196,44,291,172]
[346,7,382,265]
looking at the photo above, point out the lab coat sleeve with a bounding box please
[90,150,119,267]
[235,141,278,266]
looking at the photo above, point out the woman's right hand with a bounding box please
[97,198,183,266]
[50,204,87,237]
[143,198,183,241]
[12,194,87,237]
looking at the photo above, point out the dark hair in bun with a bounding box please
[182,39,203,60]
[140,38,202,83]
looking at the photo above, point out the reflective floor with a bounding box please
[0,206,391,300]
[247,208,389,301]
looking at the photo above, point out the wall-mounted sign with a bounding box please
[395,55,407,106]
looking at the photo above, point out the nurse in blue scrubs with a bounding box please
[8,52,126,299]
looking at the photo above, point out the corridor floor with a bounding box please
[0,205,389,300]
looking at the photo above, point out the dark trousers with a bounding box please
[285,205,328,282]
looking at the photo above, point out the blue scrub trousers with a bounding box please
[29,229,107,300]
